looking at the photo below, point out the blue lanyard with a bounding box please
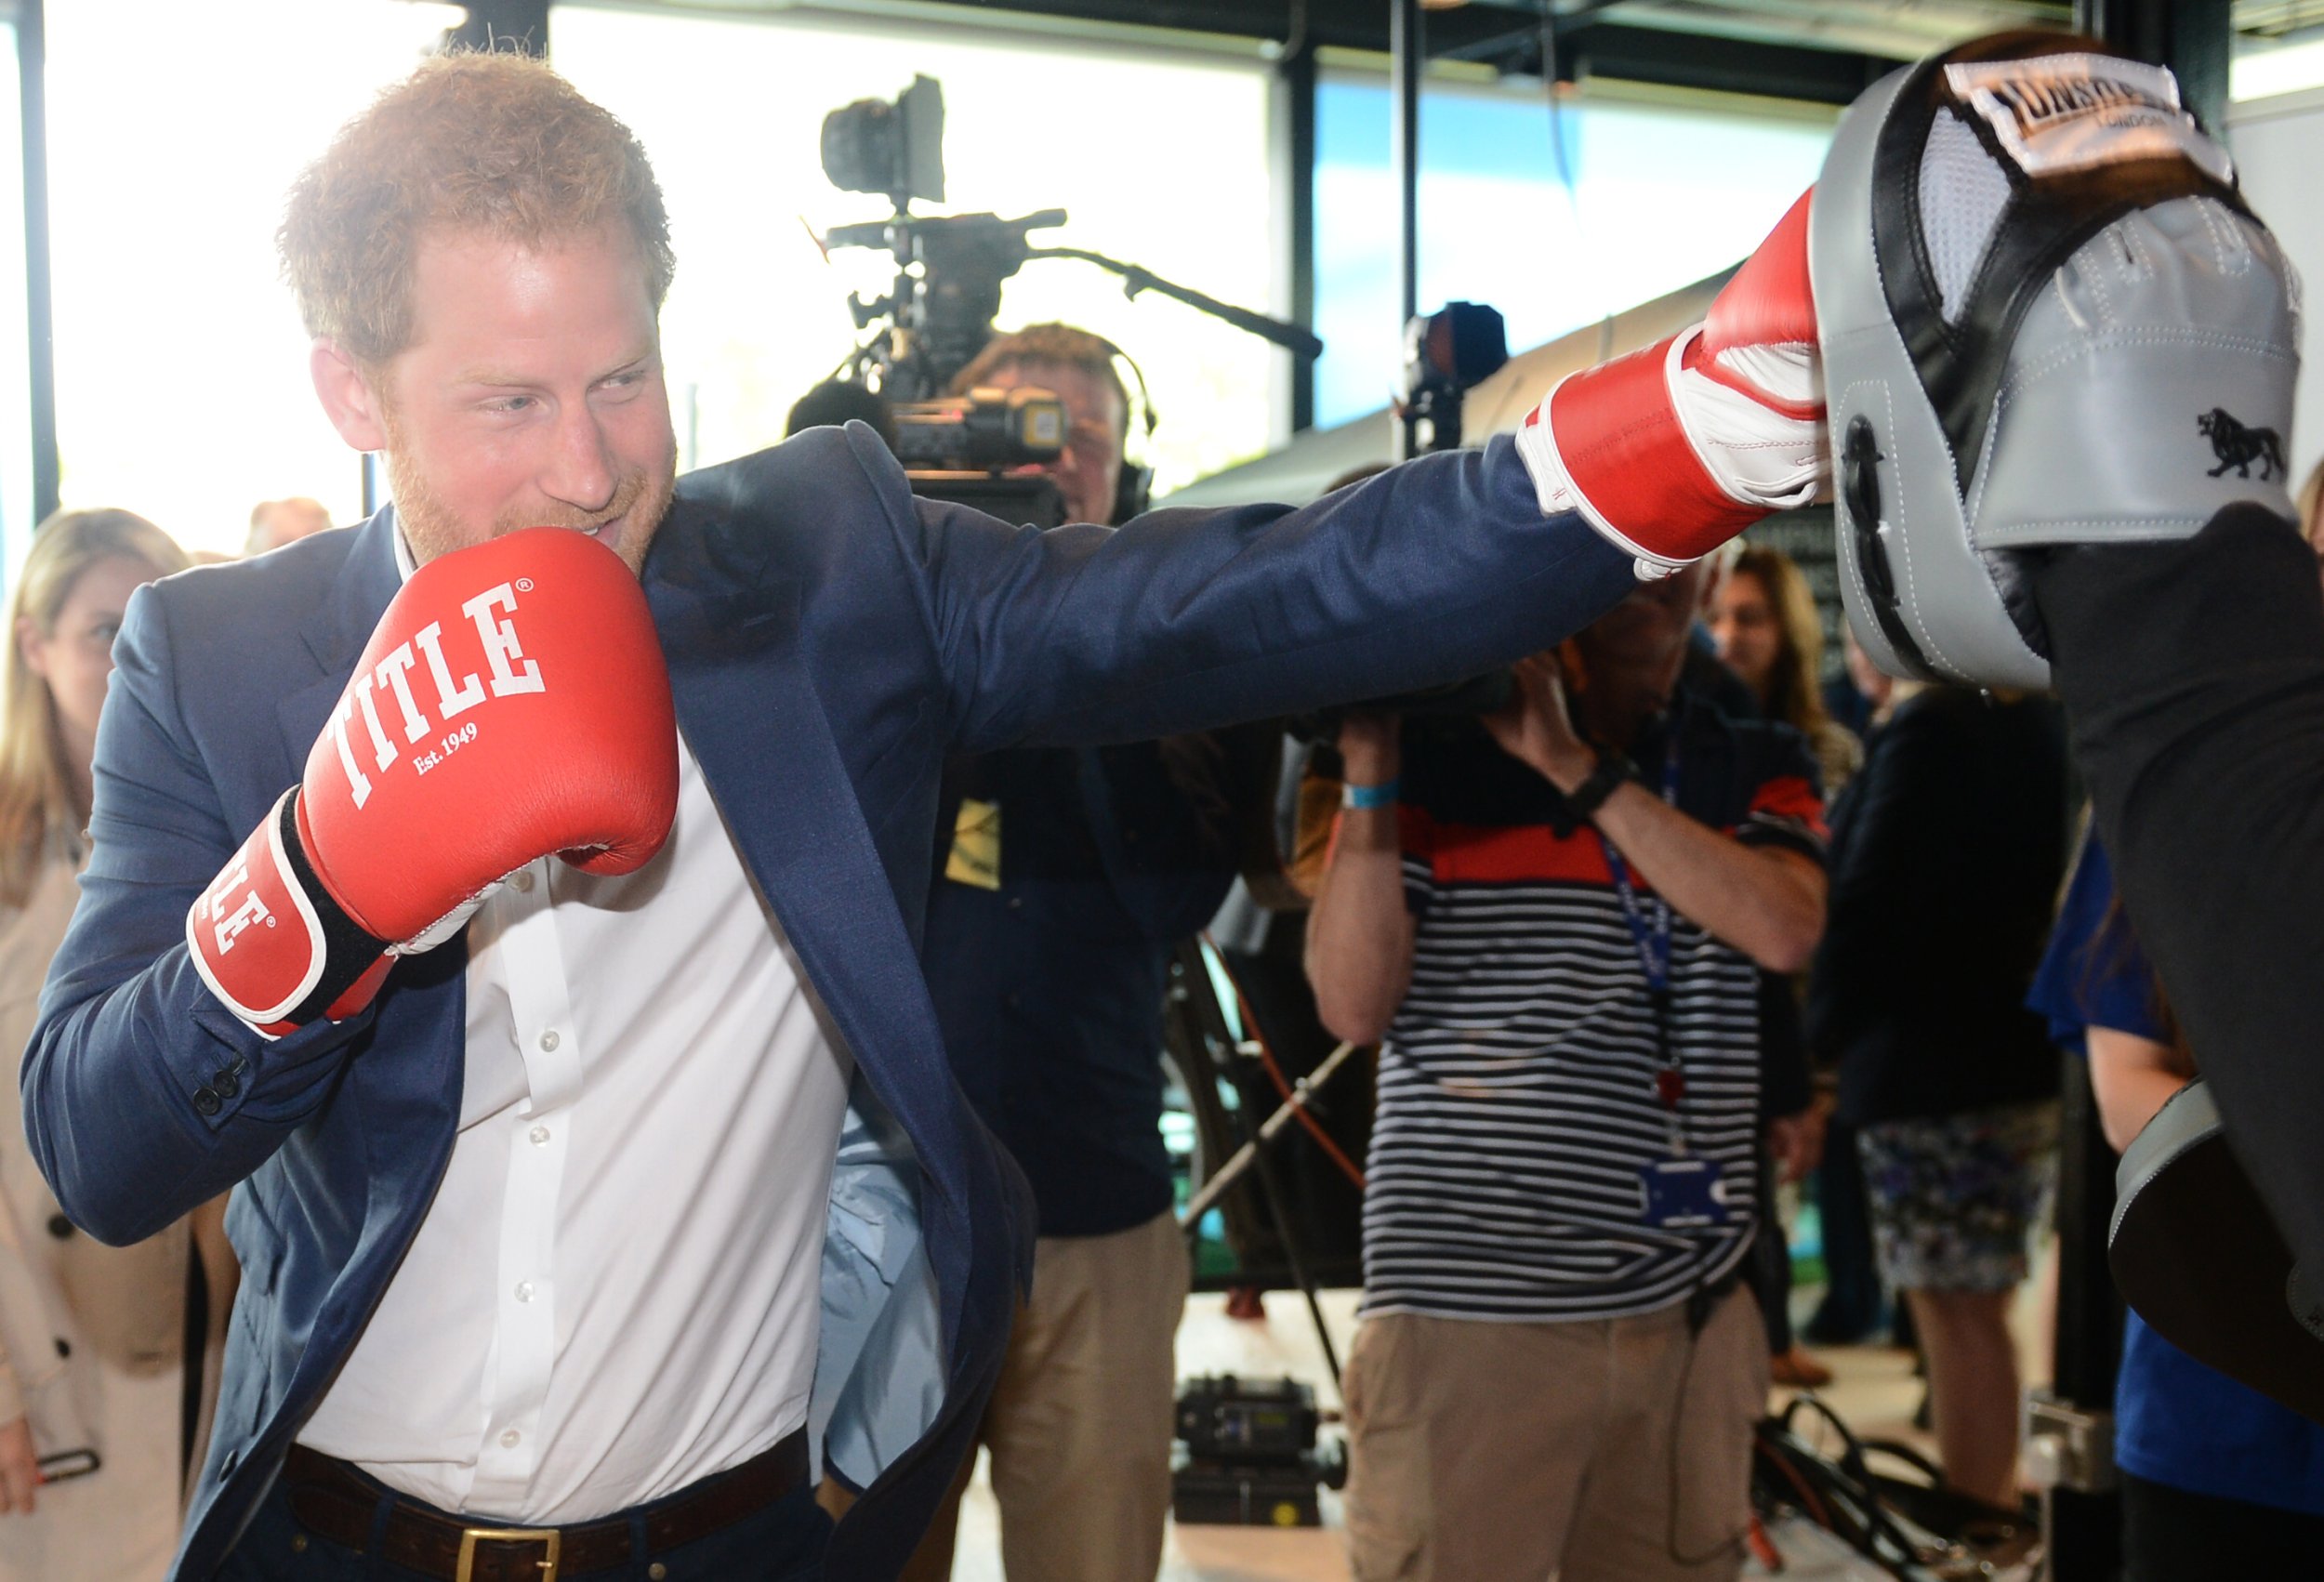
[1598,741,1681,994]
[1596,729,1688,1147]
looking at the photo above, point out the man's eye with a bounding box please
[487,395,535,414]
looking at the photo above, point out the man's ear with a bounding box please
[310,339,389,453]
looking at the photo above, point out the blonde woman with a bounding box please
[0,509,226,1581]
[1710,544,1864,795]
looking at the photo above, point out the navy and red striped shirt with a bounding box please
[1361,691,1825,1323]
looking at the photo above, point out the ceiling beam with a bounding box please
[1435,18,1902,103]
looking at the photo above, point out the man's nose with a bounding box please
[545,405,617,511]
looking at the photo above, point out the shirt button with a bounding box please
[512,871,535,894]
[538,1030,561,1052]
[515,1281,535,1303]
[530,1125,551,1147]
[500,1430,521,1449]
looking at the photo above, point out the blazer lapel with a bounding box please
[645,511,972,1314]
[268,508,468,1135]
[276,509,403,784]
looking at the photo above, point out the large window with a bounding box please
[552,5,1285,495]
[1314,71,1833,429]
[0,21,29,576]
[2235,33,2324,102]
[42,1,465,559]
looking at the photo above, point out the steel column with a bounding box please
[1390,0,1421,459]
[18,0,52,527]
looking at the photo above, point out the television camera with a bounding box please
[815,75,1324,524]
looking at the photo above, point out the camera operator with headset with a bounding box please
[900,323,1256,1582]
[1304,563,1828,1582]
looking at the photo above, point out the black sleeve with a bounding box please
[1758,970,1813,1121]
[1802,700,1951,1064]
[2031,504,2324,1281]
[1080,730,1254,945]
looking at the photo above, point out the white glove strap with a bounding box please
[1672,331,1825,512]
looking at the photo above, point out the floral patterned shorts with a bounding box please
[1857,1100,2060,1293]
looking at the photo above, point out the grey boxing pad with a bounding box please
[1813,32,2302,689]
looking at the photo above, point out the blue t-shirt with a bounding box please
[2028,839,2324,1514]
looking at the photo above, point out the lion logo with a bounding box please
[2198,408,2285,481]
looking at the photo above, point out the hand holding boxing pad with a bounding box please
[1514,189,1824,578]
[187,528,679,1035]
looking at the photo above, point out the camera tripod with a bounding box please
[1163,937,1366,1388]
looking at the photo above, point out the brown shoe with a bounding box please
[1769,1344,1834,1389]
[1224,1285,1268,1321]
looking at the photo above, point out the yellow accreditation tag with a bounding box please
[944,798,1002,890]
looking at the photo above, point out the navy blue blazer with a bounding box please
[21,424,1632,1579]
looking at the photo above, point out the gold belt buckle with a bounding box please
[455,1525,561,1582]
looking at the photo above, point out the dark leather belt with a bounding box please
[281,1430,809,1582]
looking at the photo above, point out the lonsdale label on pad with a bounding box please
[1944,54,2234,186]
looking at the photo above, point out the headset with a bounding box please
[1095,332,1158,526]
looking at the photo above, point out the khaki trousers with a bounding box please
[900,1208,1191,1582]
[1342,1287,1767,1582]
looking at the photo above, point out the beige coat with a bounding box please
[0,842,232,1581]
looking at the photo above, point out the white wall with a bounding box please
[2230,85,2324,487]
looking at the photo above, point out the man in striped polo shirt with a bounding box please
[1306,561,1828,1582]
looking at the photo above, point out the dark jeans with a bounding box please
[215,1459,833,1582]
[2121,1472,2324,1582]
[1805,1114,1883,1345]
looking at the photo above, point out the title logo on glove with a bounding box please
[325,581,545,811]
[201,851,272,955]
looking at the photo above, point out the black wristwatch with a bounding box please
[1563,751,1640,821]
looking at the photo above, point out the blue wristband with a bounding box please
[1342,776,1401,811]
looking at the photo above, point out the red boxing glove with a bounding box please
[1516,188,1824,577]
[187,528,679,1035]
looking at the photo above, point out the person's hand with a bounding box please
[1483,653,1594,792]
[1336,713,1402,791]
[0,1416,38,1515]
[1767,1106,1828,1184]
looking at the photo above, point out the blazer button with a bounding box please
[212,1067,240,1099]
[191,1087,222,1117]
[45,1214,72,1240]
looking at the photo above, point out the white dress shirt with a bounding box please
[297,710,852,1523]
